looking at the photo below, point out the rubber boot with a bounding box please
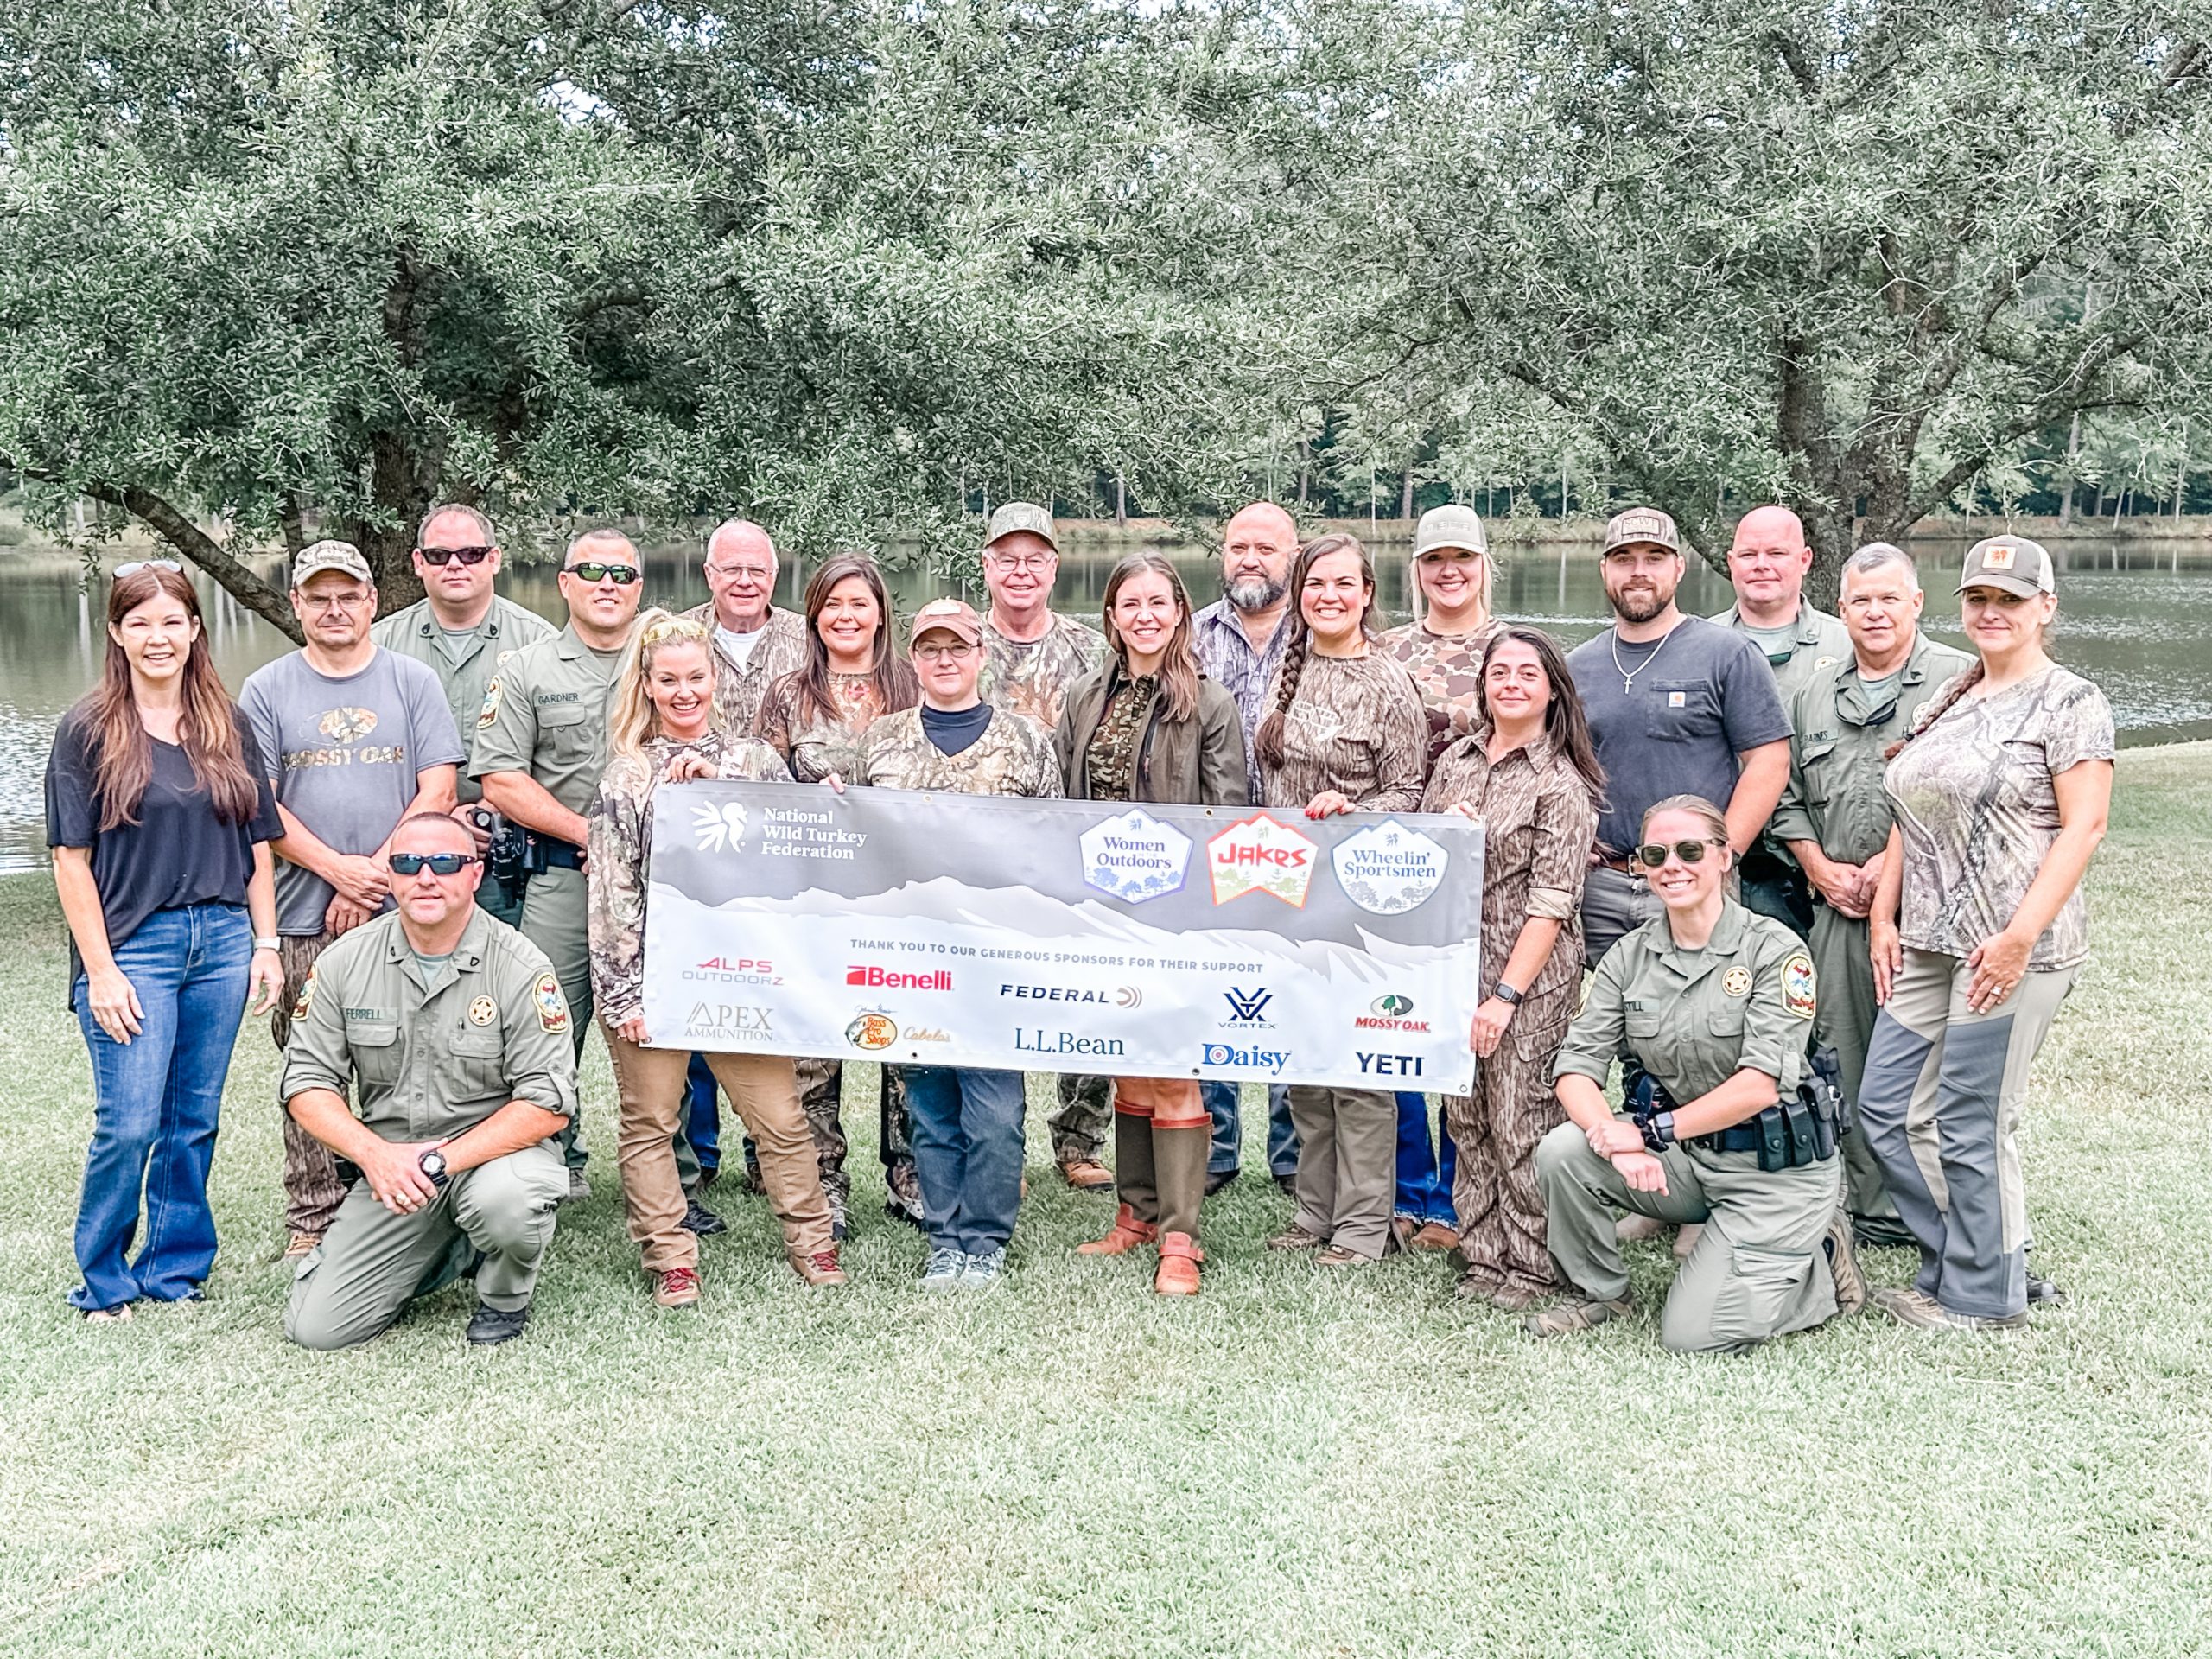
[1153,1122,1208,1245]
[1155,1232,1203,1296]
[1079,1113,1160,1255]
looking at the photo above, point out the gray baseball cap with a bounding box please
[983,501,1058,552]
[1602,506,1680,556]
[292,538,373,588]
[1413,504,1488,559]
[1955,536,2055,599]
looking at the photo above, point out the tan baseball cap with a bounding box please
[292,539,373,588]
[1955,536,2055,599]
[1413,504,1488,559]
[1602,506,1680,556]
[983,501,1058,552]
[909,597,983,647]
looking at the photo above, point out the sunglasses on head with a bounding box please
[563,561,640,585]
[389,852,480,876]
[1634,837,1726,868]
[114,559,184,579]
[418,545,493,566]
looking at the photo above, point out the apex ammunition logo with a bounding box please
[686,1001,774,1044]
[690,801,750,852]
[1206,815,1318,906]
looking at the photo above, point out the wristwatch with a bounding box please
[252,937,281,953]
[1491,982,1523,1007]
[1640,1111,1676,1154]
[417,1148,450,1190]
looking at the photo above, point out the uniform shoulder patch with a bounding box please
[533,971,570,1034]
[290,971,317,1024]
[1722,966,1751,997]
[1782,952,1816,1019]
[477,677,503,728]
[468,995,498,1027]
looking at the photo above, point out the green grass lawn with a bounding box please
[3,747,2211,1657]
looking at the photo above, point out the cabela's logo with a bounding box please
[690,801,750,852]
[845,1012,899,1052]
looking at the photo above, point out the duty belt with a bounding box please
[1691,1124,1764,1154]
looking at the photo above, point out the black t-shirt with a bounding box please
[45,702,283,997]
[920,702,995,757]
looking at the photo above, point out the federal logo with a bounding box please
[467,995,499,1027]
[1722,967,1752,998]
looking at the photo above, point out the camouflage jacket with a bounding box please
[756,671,894,784]
[855,706,1062,798]
[587,729,792,1030]
[1382,617,1505,751]
[979,612,1105,730]
[680,603,810,734]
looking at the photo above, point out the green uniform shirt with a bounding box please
[1711,601,1852,708]
[1771,632,1974,866]
[1554,899,1817,1102]
[467,623,627,817]
[279,906,579,1142]
[372,595,556,804]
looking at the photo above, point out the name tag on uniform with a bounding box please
[1667,691,1686,708]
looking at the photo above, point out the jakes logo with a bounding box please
[1205,815,1318,907]
[690,802,750,852]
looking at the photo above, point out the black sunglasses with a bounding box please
[417,545,493,566]
[1634,837,1726,868]
[389,852,480,876]
[563,562,640,585]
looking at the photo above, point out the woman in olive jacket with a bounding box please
[1051,553,1246,1293]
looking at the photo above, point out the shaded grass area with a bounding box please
[3,746,2210,1656]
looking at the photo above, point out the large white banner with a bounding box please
[641,782,1485,1091]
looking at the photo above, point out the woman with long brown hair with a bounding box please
[1053,553,1246,1294]
[754,554,924,1234]
[45,563,284,1319]
[1421,626,1603,1306]
[1255,532,1430,1266]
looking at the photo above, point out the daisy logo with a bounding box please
[691,801,750,853]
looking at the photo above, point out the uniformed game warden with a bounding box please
[282,811,577,1350]
[1529,794,1863,1353]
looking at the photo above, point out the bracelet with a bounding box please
[253,938,282,953]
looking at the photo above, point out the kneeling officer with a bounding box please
[1528,794,1863,1353]
[283,811,578,1350]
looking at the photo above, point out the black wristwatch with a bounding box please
[1491,982,1524,1007]
[418,1147,450,1190]
[1640,1111,1676,1154]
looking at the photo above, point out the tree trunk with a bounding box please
[1399,461,1414,521]
[2059,412,2081,525]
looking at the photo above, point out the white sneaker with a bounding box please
[962,1247,1007,1288]
[920,1246,967,1291]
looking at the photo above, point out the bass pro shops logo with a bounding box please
[846,1012,899,1052]
[1206,815,1318,906]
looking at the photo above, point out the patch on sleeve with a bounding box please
[1782,952,1817,1020]
[477,677,503,728]
[290,971,316,1024]
[533,971,570,1034]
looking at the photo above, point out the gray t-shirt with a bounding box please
[240,649,467,934]
[1565,615,1792,855]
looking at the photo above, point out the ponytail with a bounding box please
[1883,660,1983,761]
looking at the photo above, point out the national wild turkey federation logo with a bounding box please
[691,801,751,853]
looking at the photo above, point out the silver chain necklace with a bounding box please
[1610,619,1681,693]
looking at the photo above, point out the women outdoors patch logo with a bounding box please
[846,1012,898,1052]
[1722,967,1752,998]
[317,706,379,743]
[468,995,498,1027]
[533,972,569,1033]
[1783,953,1817,1019]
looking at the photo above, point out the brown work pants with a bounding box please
[607,1036,832,1274]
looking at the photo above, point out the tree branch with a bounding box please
[78,477,302,644]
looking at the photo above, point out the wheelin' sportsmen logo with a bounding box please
[1331,821,1448,916]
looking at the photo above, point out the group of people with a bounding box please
[46,489,2113,1354]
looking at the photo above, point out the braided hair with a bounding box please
[1882,659,1984,761]
[1255,532,1376,772]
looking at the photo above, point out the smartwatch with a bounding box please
[1491,982,1523,1007]
[1639,1111,1676,1154]
[417,1148,450,1190]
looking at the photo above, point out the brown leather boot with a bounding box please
[1154,1232,1203,1296]
[1077,1203,1158,1255]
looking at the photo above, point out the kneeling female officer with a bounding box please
[1528,794,1863,1352]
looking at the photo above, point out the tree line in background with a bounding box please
[2,0,2208,638]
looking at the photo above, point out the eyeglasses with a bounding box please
[1633,837,1726,868]
[114,560,183,579]
[418,545,493,566]
[706,563,774,583]
[563,562,640,585]
[986,553,1055,574]
[913,641,976,662]
[299,590,372,612]
[389,852,480,876]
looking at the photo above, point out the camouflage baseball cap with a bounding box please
[1955,536,2055,599]
[1413,503,1488,559]
[1602,506,1680,556]
[292,538,373,588]
[982,501,1058,552]
[909,597,983,646]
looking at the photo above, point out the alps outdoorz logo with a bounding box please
[1221,986,1274,1027]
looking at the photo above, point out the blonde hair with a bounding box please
[609,609,721,759]
[1637,793,1732,869]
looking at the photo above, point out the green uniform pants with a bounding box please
[1287,1085,1397,1260]
[284,1144,567,1351]
[1807,903,1909,1242]
[1535,1119,1841,1354]
[519,867,593,1173]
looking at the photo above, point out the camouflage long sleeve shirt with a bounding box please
[855,707,1063,798]
[979,613,1105,730]
[588,729,793,1030]
[1258,651,1429,814]
[755,671,893,783]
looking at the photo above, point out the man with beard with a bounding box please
[1565,507,1792,970]
[1191,502,1302,1196]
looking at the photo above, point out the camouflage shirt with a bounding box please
[681,603,810,735]
[980,612,1105,730]
[756,671,894,784]
[855,707,1062,799]
[1258,651,1428,814]
[1382,617,1504,744]
[1081,674,1156,804]
[587,729,793,1029]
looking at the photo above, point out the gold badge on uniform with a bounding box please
[1722,966,1751,997]
[290,973,316,1023]
[468,995,498,1027]
[534,972,570,1034]
[477,678,503,728]
[1783,952,1817,1019]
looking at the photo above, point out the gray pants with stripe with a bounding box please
[1858,948,2077,1320]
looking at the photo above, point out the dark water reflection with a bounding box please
[5,532,2209,869]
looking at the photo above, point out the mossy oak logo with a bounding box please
[317,707,378,743]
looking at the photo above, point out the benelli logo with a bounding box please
[847,964,953,992]
[1204,1041,1290,1074]
[1206,816,1319,907]
[1357,1052,1424,1077]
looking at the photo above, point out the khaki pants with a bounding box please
[1535,1119,1841,1354]
[607,1036,831,1273]
[270,931,347,1238]
[1287,1086,1397,1260]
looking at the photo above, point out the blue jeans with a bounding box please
[1201,1080,1300,1177]
[1394,1090,1458,1227]
[905,1065,1026,1255]
[685,1052,721,1171]
[70,903,252,1312]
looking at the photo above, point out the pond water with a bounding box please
[4,529,2208,871]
